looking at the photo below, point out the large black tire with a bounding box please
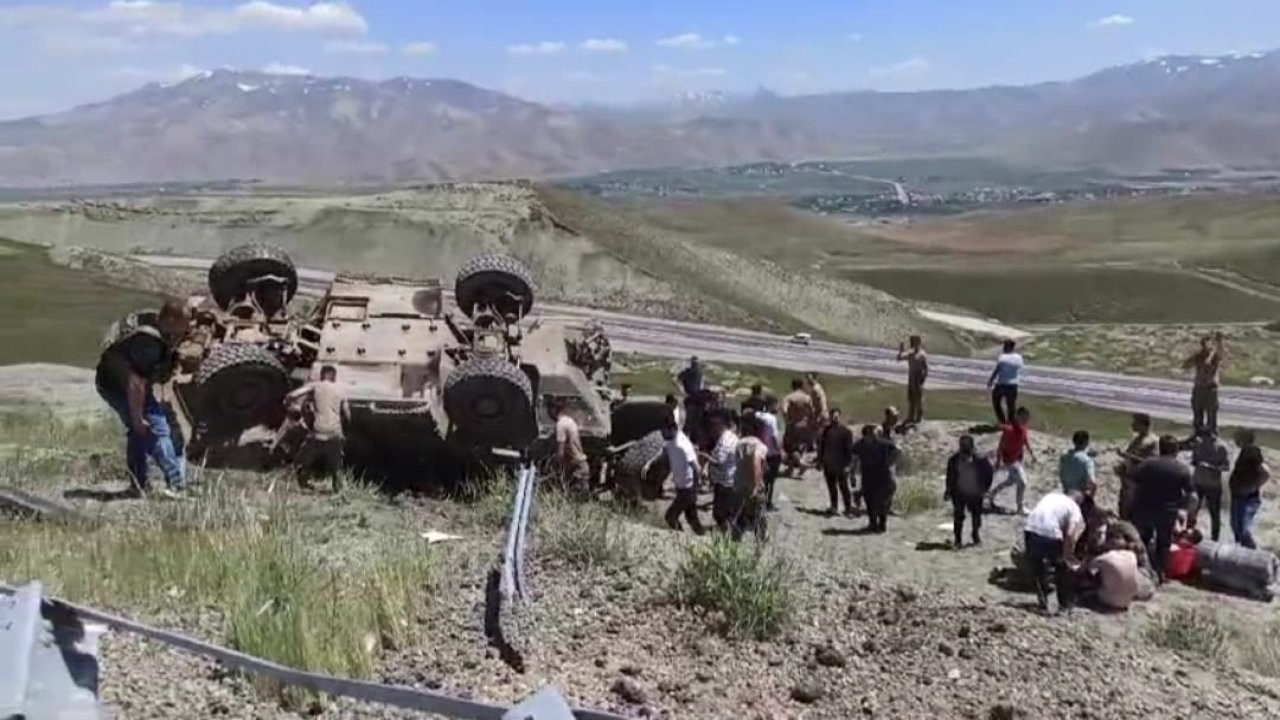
[615,431,669,501]
[610,400,671,447]
[454,254,535,320]
[208,243,299,310]
[196,343,290,435]
[443,357,537,449]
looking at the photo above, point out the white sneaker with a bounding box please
[155,487,187,501]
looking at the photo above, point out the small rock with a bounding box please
[658,679,685,694]
[895,586,919,603]
[594,657,608,669]
[695,671,714,683]
[861,639,878,654]
[815,645,848,668]
[620,664,642,677]
[790,683,825,704]
[959,647,975,660]
[989,703,1020,720]
[988,621,1009,634]
[958,624,972,639]
[612,677,648,705]
[947,669,961,681]
[938,642,955,657]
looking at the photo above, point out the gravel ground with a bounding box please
[14,420,1280,719]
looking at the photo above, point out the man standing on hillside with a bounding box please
[1182,332,1227,435]
[732,414,769,542]
[703,410,740,532]
[816,407,855,517]
[782,378,814,476]
[1115,413,1159,521]
[662,418,705,534]
[759,396,784,510]
[551,397,591,498]
[945,434,994,548]
[1131,436,1194,582]
[96,299,190,498]
[853,424,900,533]
[1190,428,1230,541]
[806,372,829,433]
[987,339,1024,425]
[897,335,929,428]
[286,364,351,491]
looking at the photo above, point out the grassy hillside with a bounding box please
[0,239,159,366]
[535,186,969,353]
[0,185,968,352]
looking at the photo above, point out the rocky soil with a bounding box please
[14,418,1278,719]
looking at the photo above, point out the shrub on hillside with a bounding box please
[669,534,794,640]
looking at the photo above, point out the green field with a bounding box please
[843,266,1280,324]
[0,239,160,366]
[1023,323,1280,386]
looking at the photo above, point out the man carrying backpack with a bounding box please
[95,299,190,497]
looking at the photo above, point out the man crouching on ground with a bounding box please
[286,365,351,491]
[95,298,190,498]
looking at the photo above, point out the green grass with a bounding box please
[0,475,436,709]
[535,490,635,570]
[0,238,160,366]
[617,354,1181,441]
[843,266,1280,324]
[1144,605,1280,680]
[668,534,794,640]
[1024,323,1280,386]
[892,474,944,516]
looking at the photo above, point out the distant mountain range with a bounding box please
[3,50,1280,186]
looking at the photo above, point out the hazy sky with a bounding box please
[1,0,1278,118]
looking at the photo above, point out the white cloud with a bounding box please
[262,61,311,76]
[5,1,368,39]
[653,64,727,78]
[581,38,627,53]
[1090,14,1134,29]
[324,39,388,55]
[869,56,931,79]
[107,62,207,84]
[507,41,566,56]
[655,32,740,50]
[402,41,436,56]
[847,32,864,42]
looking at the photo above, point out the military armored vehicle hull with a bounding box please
[159,244,668,487]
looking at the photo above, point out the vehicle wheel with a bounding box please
[208,243,299,310]
[615,431,669,501]
[195,343,290,435]
[454,254,535,320]
[444,357,537,449]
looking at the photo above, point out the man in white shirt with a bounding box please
[987,339,1025,425]
[702,410,739,532]
[1023,489,1085,616]
[662,418,705,534]
[758,397,783,510]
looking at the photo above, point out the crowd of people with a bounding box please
[624,334,1272,618]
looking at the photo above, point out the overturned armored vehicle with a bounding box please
[164,244,665,485]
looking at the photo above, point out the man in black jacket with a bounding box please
[96,299,190,496]
[945,434,994,548]
[816,407,855,517]
[1132,435,1194,581]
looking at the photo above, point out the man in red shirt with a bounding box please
[987,406,1037,514]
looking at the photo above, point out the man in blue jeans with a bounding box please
[95,299,190,497]
[1229,429,1270,548]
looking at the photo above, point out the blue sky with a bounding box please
[0,0,1277,118]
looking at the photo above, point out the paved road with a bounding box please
[136,255,1280,429]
